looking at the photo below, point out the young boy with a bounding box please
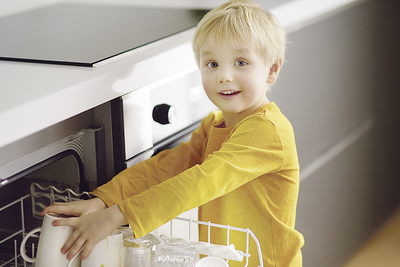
[42,0,304,266]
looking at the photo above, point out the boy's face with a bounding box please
[199,38,278,126]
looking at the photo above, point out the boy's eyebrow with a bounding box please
[200,51,213,58]
[234,48,250,53]
[201,48,251,57]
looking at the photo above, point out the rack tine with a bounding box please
[226,225,230,246]
[245,229,250,267]
[188,218,192,240]
[14,240,17,267]
[207,221,211,243]
[170,219,173,236]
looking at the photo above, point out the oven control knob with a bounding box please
[152,104,176,125]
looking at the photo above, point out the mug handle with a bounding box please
[20,227,41,263]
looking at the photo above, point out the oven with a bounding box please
[112,66,214,172]
[0,38,215,266]
[111,58,216,241]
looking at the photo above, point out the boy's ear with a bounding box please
[267,58,282,84]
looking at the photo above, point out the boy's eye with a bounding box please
[235,60,248,67]
[206,61,218,68]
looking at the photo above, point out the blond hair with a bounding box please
[192,0,286,66]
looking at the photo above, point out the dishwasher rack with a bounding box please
[0,183,91,267]
[0,183,264,267]
[163,217,264,267]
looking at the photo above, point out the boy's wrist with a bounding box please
[108,204,128,228]
[91,197,107,209]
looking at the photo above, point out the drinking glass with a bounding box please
[124,236,152,267]
[153,241,198,267]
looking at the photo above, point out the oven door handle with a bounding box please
[125,149,155,168]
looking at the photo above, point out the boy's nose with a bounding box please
[218,68,233,83]
[219,78,231,83]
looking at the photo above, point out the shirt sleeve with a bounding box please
[118,113,286,238]
[91,112,213,208]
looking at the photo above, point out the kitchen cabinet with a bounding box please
[269,0,400,266]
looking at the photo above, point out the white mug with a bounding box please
[81,230,123,267]
[20,213,80,267]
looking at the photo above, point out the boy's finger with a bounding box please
[66,236,86,260]
[52,218,71,227]
[41,205,65,216]
[61,228,81,254]
[42,204,77,217]
[80,241,95,260]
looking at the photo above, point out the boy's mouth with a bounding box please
[219,90,240,96]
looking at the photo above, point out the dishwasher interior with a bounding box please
[0,181,263,267]
[0,160,90,267]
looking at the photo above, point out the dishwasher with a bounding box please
[0,182,263,267]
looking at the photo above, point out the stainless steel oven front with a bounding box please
[111,56,215,240]
[112,66,215,171]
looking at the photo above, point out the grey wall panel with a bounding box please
[296,130,375,267]
[269,1,376,169]
[266,0,400,265]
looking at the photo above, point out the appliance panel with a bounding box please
[0,3,205,67]
[121,68,215,161]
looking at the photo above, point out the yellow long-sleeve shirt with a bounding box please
[92,102,304,266]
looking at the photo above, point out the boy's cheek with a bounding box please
[201,78,213,91]
[201,83,217,104]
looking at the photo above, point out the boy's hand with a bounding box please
[40,197,107,217]
[41,198,127,260]
[52,204,128,260]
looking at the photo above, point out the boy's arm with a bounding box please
[90,112,213,207]
[120,115,292,238]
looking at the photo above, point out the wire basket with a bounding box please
[164,217,264,267]
[0,183,90,267]
[0,183,263,267]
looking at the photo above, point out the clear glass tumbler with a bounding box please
[153,241,199,267]
[124,236,152,267]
